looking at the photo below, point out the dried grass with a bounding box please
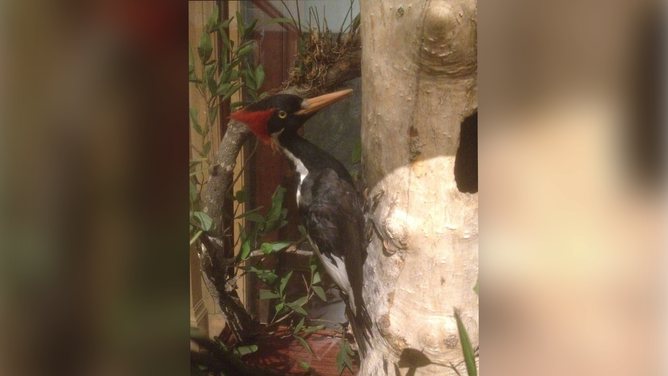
[284,7,361,96]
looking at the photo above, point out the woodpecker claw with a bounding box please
[371,190,385,212]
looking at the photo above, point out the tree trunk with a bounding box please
[359,0,478,375]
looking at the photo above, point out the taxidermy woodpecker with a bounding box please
[231,89,372,356]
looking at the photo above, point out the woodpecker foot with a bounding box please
[364,190,387,247]
[363,189,384,214]
[366,215,396,255]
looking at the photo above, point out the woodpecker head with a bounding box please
[231,89,353,144]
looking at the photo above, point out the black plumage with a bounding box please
[299,168,372,356]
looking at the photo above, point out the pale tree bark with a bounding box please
[359,0,478,375]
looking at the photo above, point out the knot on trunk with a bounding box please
[419,1,477,78]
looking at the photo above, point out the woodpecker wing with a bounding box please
[299,168,372,354]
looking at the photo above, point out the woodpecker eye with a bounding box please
[278,110,287,119]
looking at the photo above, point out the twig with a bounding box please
[226,137,259,196]
[248,249,313,258]
[190,230,204,245]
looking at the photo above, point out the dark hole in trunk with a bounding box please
[454,110,478,193]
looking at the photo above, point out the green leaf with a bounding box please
[312,285,327,302]
[234,206,265,220]
[189,159,205,167]
[264,218,288,234]
[245,18,259,37]
[294,317,305,334]
[291,305,307,315]
[294,335,314,355]
[259,17,296,28]
[254,65,265,89]
[197,31,213,63]
[230,69,239,82]
[218,26,231,54]
[244,213,266,223]
[298,225,307,237]
[262,272,279,285]
[222,83,244,102]
[209,103,220,127]
[188,71,200,83]
[253,268,278,285]
[337,340,355,373]
[190,180,198,204]
[454,308,477,376]
[189,108,202,135]
[474,280,478,296]
[192,211,214,231]
[259,291,279,300]
[298,361,310,371]
[351,139,362,164]
[279,271,293,295]
[203,140,211,156]
[215,82,230,97]
[272,186,287,206]
[303,325,325,334]
[291,296,307,307]
[288,296,308,315]
[343,340,354,356]
[260,242,290,255]
[244,69,256,91]
[188,46,195,73]
[309,256,318,272]
[234,188,247,203]
[312,271,321,285]
[217,18,232,31]
[205,64,217,96]
[238,223,247,242]
[206,4,219,33]
[233,344,258,357]
[219,65,232,84]
[236,44,254,58]
[240,240,251,260]
[268,242,291,253]
[266,186,286,223]
[236,11,245,39]
[260,243,273,255]
[336,340,355,374]
[274,302,284,313]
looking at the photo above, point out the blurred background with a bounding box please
[1,0,665,375]
[2,0,187,375]
[479,0,666,375]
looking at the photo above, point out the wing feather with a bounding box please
[300,169,372,355]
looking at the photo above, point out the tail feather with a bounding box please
[345,301,373,358]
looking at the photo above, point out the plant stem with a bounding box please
[190,230,204,245]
